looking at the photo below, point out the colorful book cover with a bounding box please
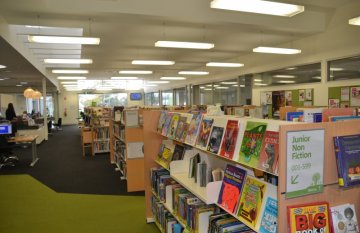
[185,114,203,146]
[287,202,332,233]
[207,126,224,154]
[157,111,167,133]
[161,112,173,136]
[217,164,247,214]
[171,144,185,161]
[259,197,278,233]
[286,111,304,122]
[333,134,360,187]
[239,121,267,168]
[180,123,189,142]
[174,116,187,141]
[313,113,323,123]
[237,176,267,228]
[195,117,214,150]
[219,120,240,159]
[167,113,180,139]
[331,115,360,122]
[330,203,359,233]
[258,131,279,175]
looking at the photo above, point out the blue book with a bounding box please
[333,134,360,187]
[286,111,303,122]
[259,197,278,233]
[313,113,323,122]
[172,223,183,233]
[330,115,360,122]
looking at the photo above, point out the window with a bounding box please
[174,88,186,106]
[328,55,360,81]
[78,93,128,112]
[144,92,159,106]
[213,79,238,105]
[162,90,173,106]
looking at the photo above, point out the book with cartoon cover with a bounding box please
[195,117,214,150]
[330,203,359,233]
[219,120,240,160]
[185,114,203,146]
[207,126,225,154]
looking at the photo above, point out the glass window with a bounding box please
[328,55,360,81]
[174,88,186,106]
[145,93,152,106]
[78,93,128,111]
[197,83,213,105]
[162,90,173,106]
[144,92,160,106]
[213,79,238,105]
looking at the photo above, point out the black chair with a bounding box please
[53,118,62,131]
[48,120,53,136]
[0,135,19,169]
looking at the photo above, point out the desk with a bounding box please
[8,135,39,167]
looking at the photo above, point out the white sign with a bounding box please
[286,129,325,198]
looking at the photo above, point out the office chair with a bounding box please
[53,118,62,131]
[0,122,19,169]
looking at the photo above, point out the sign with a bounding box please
[286,129,324,198]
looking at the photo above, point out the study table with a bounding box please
[8,135,39,167]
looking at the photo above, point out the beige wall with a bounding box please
[58,91,79,125]
[127,91,145,107]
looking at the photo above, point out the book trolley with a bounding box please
[143,110,360,233]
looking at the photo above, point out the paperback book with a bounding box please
[161,112,173,136]
[286,111,304,122]
[239,121,267,168]
[257,131,279,175]
[259,197,278,233]
[185,114,203,146]
[330,203,359,233]
[207,126,225,154]
[217,164,247,214]
[157,111,167,133]
[195,117,214,150]
[219,120,240,160]
[287,202,332,233]
[171,144,186,161]
[167,113,180,139]
[174,116,188,141]
[333,134,360,187]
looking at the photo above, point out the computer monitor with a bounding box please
[0,123,12,135]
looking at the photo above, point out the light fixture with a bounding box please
[349,16,360,26]
[233,84,238,87]
[52,69,89,74]
[330,67,344,71]
[178,71,209,75]
[61,81,78,84]
[273,75,296,78]
[147,81,169,84]
[210,0,304,17]
[0,78,4,81]
[16,84,22,87]
[0,65,6,69]
[254,83,268,86]
[111,77,138,80]
[206,62,244,67]
[213,85,220,87]
[57,76,87,80]
[131,60,175,65]
[204,88,212,91]
[277,80,296,84]
[312,76,322,80]
[240,85,245,87]
[286,67,297,70]
[44,59,93,64]
[23,87,34,98]
[221,81,238,85]
[96,87,112,91]
[216,86,229,89]
[200,86,205,89]
[28,35,100,45]
[155,41,214,49]
[143,84,158,87]
[254,79,262,82]
[63,85,79,87]
[253,46,301,54]
[160,77,186,80]
[32,90,42,99]
[119,70,153,74]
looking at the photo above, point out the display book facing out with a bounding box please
[151,110,294,232]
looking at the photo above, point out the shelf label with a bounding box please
[286,129,324,198]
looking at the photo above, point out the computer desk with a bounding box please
[8,135,39,167]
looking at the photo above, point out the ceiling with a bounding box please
[0,0,357,93]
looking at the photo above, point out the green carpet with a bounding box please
[0,175,159,233]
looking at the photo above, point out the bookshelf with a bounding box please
[144,110,360,233]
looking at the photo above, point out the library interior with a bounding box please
[0,1,360,233]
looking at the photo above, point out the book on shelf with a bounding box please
[217,164,247,214]
[300,108,323,123]
[208,213,253,233]
[162,112,174,136]
[330,115,360,122]
[257,131,279,175]
[167,113,181,139]
[185,114,203,146]
[207,126,225,155]
[171,144,186,161]
[195,117,214,150]
[158,140,175,166]
[286,111,304,122]
[259,197,277,233]
[197,161,207,187]
[330,203,359,233]
[287,201,332,233]
[219,120,240,160]
[174,115,188,141]
[333,134,360,187]
[239,121,267,168]
[157,111,167,133]
[188,153,201,180]
[313,112,323,122]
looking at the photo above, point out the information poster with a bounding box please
[341,87,350,101]
[286,129,324,198]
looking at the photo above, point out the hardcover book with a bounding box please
[239,121,267,168]
[219,120,240,159]
[259,197,278,233]
[257,131,279,175]
[330,203,359,233]
[195,117,214,150]
[286,111,304,122]
[157,111,167,133]
[161,112,173,136]
[171,144,186,161]
[174,116,188,141]
[237,176,267,228]
[287,202,332,233]
[185,114,203,146]
[217,164,247,214]
[167,113,180,139]
[333,134,360,187]
[207,126,225,154]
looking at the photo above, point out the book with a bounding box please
[167,113,180,139]
[330,115,360,122]
[333,134,360,187]
[185,114,203,146]
[286,111,304,122]
[174,116,188,141]
[171,144,186,161]
[237,176,267,228]
[313,113,323,123]
[207,126,225,154]
[257,131,279,175]
[259,197,278,233]
[219,120,240,160]
[161,112,173,136]
[330,203,359,233]
[239,121,267,168]
[287,202,332,233]
[157,111,167,133]
[217,164,247,214]
[301,108,323,123]
[195,117,214,150]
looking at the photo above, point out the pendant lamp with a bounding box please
[24,87,34,98]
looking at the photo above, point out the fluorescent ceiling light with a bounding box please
[155,41,214,49]
[144,84,158,87]
[216,86,229,89]
[233,84,238,87]
[111,77,138,80]
[210,0,304,17]
[200,86,205,89]
[119,70,152,74]
[273,75,296,78]
[44,59,93,64]
[16,84,23,86]
[147,81,169,84]
[61,81,78,84]
[63,84,78,87]
[254,83,268,86]
[206,85,212,87]
[96,87,112,91]
[213,85,220,87]
[286,67,297,70]
[52,69,88,74]
[0,65,6,69]
[28,35,100,45]
[20,82,28,84]
[178,71,209,75]
[240,85,245,87]
[57,76,87,80]
[277,80,296,83]
[312,76,322,80]
[160,77,186,80]
[349,16,360,26]
[204,88,212,91]
[206,62,244,67]
[330,67,344,71]
[132,60,175,65]
[254,79,262,82]
[253,46,301,54]
[221,81,238,85]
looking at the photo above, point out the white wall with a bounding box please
[127,91,145,107]
[58,91,79,125]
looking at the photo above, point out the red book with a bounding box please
[257,131,279,175]
[219,120,239,159]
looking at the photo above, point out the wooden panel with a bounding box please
[109,119,114,163]
[125,127,144,142]
[127,159,145,192]
[279,106,297,120]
